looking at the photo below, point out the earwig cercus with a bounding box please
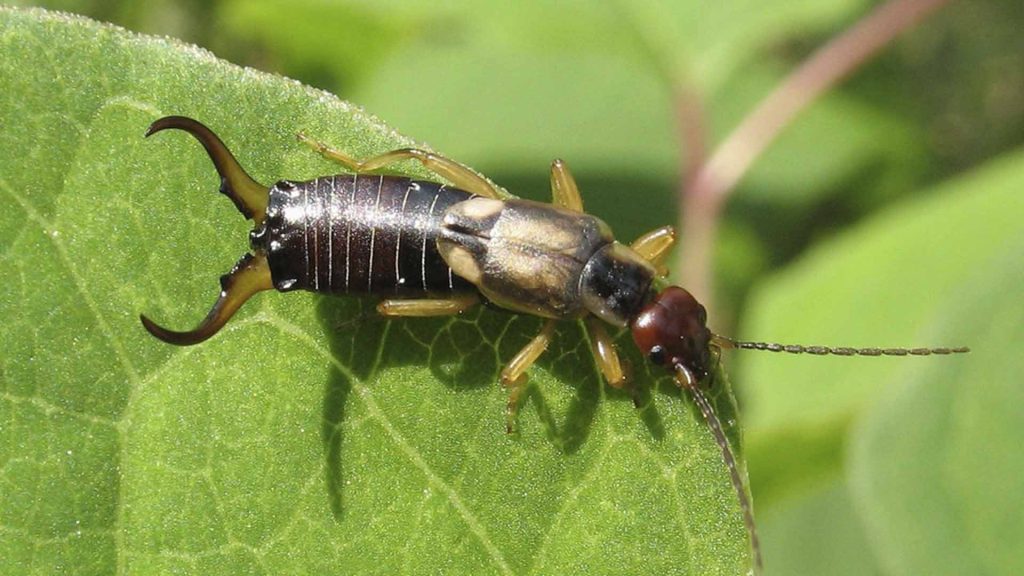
[140,116,969,573]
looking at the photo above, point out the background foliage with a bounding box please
[3,1,1023,574]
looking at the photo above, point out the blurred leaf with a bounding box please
[216,0,428,87]
[739,148,1024,436]
[849,243,1024,574]
[759,478,883,576]
[612,0,872,91]
[353,44,678,178]
[721,62,925,205]
[0,8,751,574]
[738,149,1024,572]
[219,0,876,180]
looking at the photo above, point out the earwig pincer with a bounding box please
[140,116,969,573]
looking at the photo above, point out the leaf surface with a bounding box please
[0,8,750,574]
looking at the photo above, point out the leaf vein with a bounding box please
[263,313,516,575]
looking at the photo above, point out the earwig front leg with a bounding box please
[296,134,502,200]
[630,226,676,276]
[501,319,557,433]
[376,293,479,317]
[586,317,641,407]
[585,317,626,388]
[549,159,584,212]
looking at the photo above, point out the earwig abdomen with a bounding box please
[253,174,476,297]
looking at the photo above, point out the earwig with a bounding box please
[140,116,969,573]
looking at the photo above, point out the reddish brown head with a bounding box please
[630,286,712,380]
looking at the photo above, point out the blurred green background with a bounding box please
[6,0,1023,574]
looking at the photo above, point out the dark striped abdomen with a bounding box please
[255,174,477,296]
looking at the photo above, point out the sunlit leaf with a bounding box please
[0,8,750,574]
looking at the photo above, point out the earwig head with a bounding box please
[630,286,712,379]
[632,286,761,571]
[140,116,275,345]
[628,285,968,575]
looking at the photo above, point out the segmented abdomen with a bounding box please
[256,174,476,296]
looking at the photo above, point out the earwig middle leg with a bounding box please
[501,319,557,433]
[630,226,676,276]
[297,134,502,200]
[376,294,479,317]
[549,159,584,212]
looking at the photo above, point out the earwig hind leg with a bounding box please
[501,319,557,433]
[631,226,676,276]
[296,133,367,172]
[549,159,584,212]
[376,293,479,317]
[296,134,503,200]
[140,252,274,345]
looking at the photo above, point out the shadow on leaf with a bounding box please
[315,295,685,518]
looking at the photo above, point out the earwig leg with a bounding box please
[630,226,676,276]
[549,159,584,212]
[140,252,273,345]
[585,317,627,388]
[296,134,502,200]
[376,294,479,317]
[147,116,269,225]
[501,319,557,433]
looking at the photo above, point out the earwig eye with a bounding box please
[648,345,666,365]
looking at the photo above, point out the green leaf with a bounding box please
[738,149,1024,571]
[740,149,1024,436]
[849,243,1024,574]
[759,478,883,576]
[0,8,750,574]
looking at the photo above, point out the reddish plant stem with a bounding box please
[674,0,951,315]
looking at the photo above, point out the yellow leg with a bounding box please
[501,320,557,433]
[630,226,676,276]
[585,317,626,388]
[376,294,479,317]
[297,133,502,199]
[549,158,584,211]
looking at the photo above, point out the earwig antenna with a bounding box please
[675,364,763,574]
[711,335,969,357]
